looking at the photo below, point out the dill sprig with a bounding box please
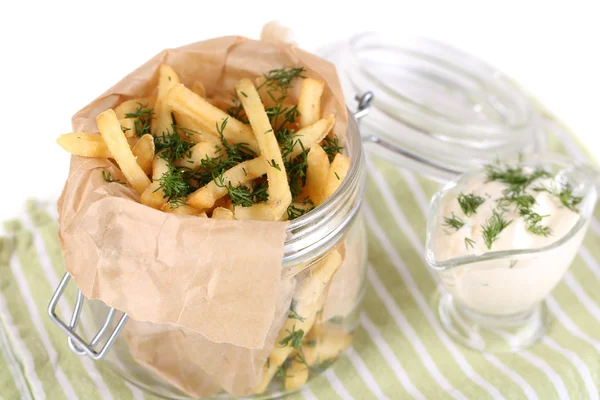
[288,300,305,322]
[278,325,304,349]
[321,136,344,163]
[124,103,154,137]
[464,237,475,250]
[556,184,583,212]
[257,67,306,100]
[443,213,465,231]
[155,163,193,207]
[457,192,485,216]
[275,359,292,380]
[481,210,512,249]
[215,118,256,164]
[214,176,269,207]
[154,126,194,162]
[101,170,126,185]
[287,198,314,220]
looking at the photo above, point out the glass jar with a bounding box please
[59,110,367,399]
[320,33,546,181]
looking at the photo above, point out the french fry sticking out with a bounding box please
[304,144,329,205]
[286,114,334,161]
[283,354,309,391]
[152,65,180,136]
[298,78,324,128]
[211,207,235,220]
[321,153,350,202]
[97,110,151,194]
[141,182,166,210]
[161,203,206,216]
[187,158,267,210]
[153,153,170,180]
[114,97,156,120]
[191,81,206,98]
[119,118,136,138]
[164,84,259,152]
[56,133,111,158]
[174,141,221,169]
[256,250,343,393]
[235,79,291,220]
[132,134,155,175]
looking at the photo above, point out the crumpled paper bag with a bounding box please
[58,35,348,397]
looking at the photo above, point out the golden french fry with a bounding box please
[234,203,278,221]
[254,76,298,110]
[152,65,180,136]
[191,81,206,98]
[235,79,291,220]
[287,115,334,161]
[165,84,259,152]
[174,141,221,169]
[321,153,350,202]
[283,354,309,390]
[171,113,223,145]
[161,203,206,216]
[257,250,342,393]
[97,109,151,194]
[119,118,136,138]
[141,181,167,210]
[127,137,139,148]
[132,134,155,175]
[114,97,156,120]
[187,158,267,210]
[298,78,324,128]
[304,144,329,205]
[211,207,234,220]
[152,153,170,180]
[303,326,352,366]
[56,133,111,158]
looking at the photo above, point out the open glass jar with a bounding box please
[49,110,367,399]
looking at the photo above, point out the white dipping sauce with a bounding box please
[434,167,586,316]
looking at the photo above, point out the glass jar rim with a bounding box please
[282,109,365,265]
[425,153,598,270]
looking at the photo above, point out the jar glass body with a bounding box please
[81,113,368,399]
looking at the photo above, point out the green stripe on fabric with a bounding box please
[530,343,585,399]
[22,205,140,400]
[0,343,22,400]
[4,220,110,400]
[552,281,600,334]
[495,353,561,399]
[330,354,378,400]
[0,237,67,400]
[305,373,343,400]
[349,326,412,399]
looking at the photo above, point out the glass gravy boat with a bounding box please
[425,153,599,352]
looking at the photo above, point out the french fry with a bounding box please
[172,113,223,145]
[152,65,180,136]
[187,158,267,210]
[152,154,170,180]
[96,109,151,194]
[234,203,278,221]
[303,144,329,205]
[298,78,324,128]
[140,182,165,209]
[302,325,352,366]
[321,153,350,202]
[132,134,155,175]
[174,141,221,169]
[161,203,206,216]
[211,207,234,220]
[283,354,309,390]
[119,118,136,138]
[165,84,259,152]
[191,81,206,98]
[127,137,139,148]
[56,133,111,158]
[235,79,291,220]
[287,114,334,161]
[257,250,342,393]
[114,97,156,120]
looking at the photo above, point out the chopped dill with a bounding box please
[457,192,485,216]
[464,237,475,250]
[481,210,512,249]
[124,103,153,137]
[443,213,465,231]
[101,170,126,185]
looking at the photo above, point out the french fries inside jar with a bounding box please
[58,64,366,396]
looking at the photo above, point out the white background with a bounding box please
[0,0,598,220]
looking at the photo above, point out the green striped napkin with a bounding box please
[0,113,599,400]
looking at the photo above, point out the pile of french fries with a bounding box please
[57,64,351,221]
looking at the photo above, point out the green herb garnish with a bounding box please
[321,136,343,163]
[482,210,512,249]
[287,198,314,220]
[457,192,485,216]
[124,103,154,137]
[101,170,126,185]
[279,325,304,349]
[288,300,305,322]
[464,237,475,250]
[443,213,465,231]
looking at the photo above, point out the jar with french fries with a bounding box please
[50,37,367,399]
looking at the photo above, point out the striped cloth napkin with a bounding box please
[0,112,599,400]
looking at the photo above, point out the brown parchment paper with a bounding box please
[57,36,348,396]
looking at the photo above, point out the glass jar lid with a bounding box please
[320,33,546,181]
